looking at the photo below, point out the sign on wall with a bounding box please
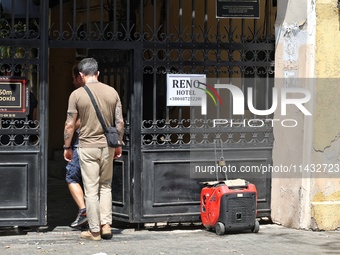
[166,74,206,107]
[0,77,29,118]
[216,0,260,19]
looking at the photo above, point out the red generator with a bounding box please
[200,179,260,235]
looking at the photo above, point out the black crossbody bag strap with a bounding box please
[83,85,108,133]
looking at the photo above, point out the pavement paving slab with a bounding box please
[1,177,340,255]
[1,223,340,255]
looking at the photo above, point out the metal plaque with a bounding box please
[216,0,260,19]
[0,77,28,118]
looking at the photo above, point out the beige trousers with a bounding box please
[78,147,115,232]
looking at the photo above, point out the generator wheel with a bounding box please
[215,222,225,235]
[252,220,260,233]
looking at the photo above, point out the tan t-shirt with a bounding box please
[67,82,121,148]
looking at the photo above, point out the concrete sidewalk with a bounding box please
[1,176,339,255]
[1,223,340,255]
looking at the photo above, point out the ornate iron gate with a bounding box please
[139,0,276,221]
[0,0,49,226]
[0,0,276,225]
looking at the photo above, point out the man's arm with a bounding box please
[64,112,77,146]
[115,99,124,144]
[63,111,78,161]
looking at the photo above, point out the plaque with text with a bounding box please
[0,77,28,118]
[216,0,260,19]
[167,74,206,107]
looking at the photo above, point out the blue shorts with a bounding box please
[65,147,82,184]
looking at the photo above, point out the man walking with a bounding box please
[63,58,124,241]
[65,65,87,228]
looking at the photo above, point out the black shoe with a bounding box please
[71,210,88,228]
[80,223,89,230]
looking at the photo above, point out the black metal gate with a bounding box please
[0,0,48,226]
[0,0,275,226]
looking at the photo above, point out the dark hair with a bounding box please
[72,65,80,77]
[78,58,98,76]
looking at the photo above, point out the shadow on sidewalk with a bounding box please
[0,176,79,236]
[46,176,80,231]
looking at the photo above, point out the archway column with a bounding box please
[272,0,340,230]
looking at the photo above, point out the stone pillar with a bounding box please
[310,0,340,230]
[271,0,315,229]
[272,0,340,230]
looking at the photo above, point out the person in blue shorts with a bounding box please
[65,65,87,228]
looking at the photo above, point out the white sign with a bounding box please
[166,74,206,107]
